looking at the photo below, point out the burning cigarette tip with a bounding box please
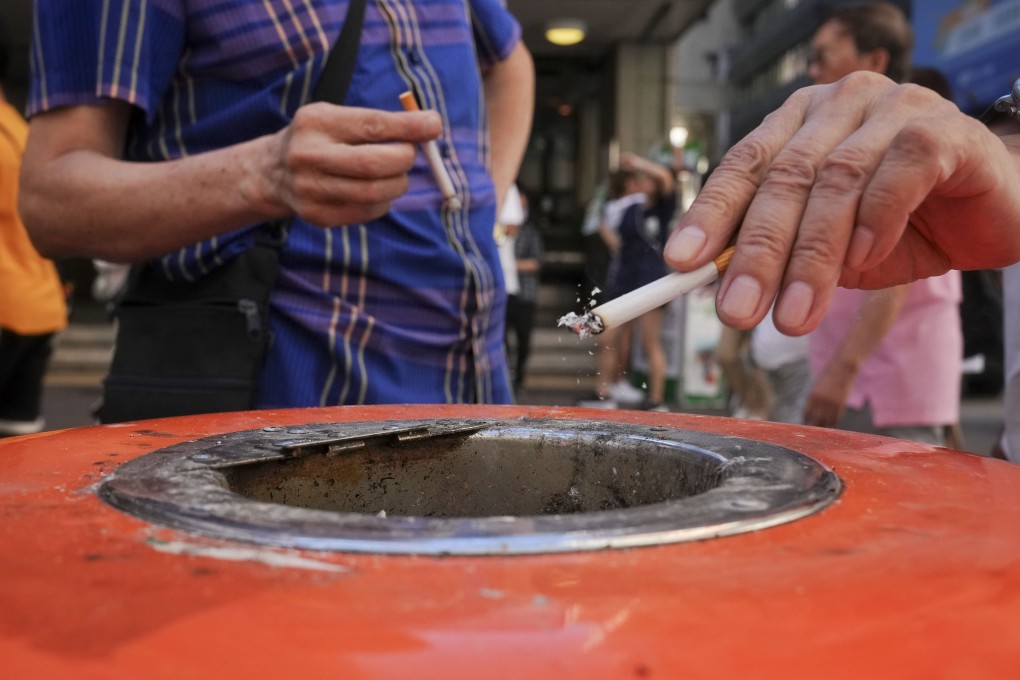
[557,312,605,338]
[557,246,735,339]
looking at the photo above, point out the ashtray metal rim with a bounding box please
[98,418,843,555]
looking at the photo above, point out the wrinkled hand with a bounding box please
[265,103,442,226]
[664,71,1020,335]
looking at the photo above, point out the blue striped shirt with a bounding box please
[29,0,520,406]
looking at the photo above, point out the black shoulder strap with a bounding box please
[311,0,368,105]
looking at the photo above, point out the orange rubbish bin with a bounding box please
[3,404,1019,679]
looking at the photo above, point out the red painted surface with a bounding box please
[3,404,1019,679]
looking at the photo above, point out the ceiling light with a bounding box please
[545,19,586,46]
[669,126,689,148]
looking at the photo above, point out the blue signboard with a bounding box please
[912,0,1020,113]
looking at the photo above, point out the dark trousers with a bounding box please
[505,295,536,390]
[0,328,54,421]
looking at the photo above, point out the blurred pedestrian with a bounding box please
[750,309,808,423]
[597,152,678,411]
[504,190,543,393]
[790,3,962,444]
[716,327,771,420]
[0,27,67,435]
[580,179,612,300]
[988,109,1020,460]
[577,167,645,407]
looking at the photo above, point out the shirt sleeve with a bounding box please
[28,0,186,123]
[469,0,522,67]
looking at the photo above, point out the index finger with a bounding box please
[297,102,442,145]
[720,73,902,332]
[663,87,816,272]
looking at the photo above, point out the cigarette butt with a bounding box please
[399,91,461,210]
[398,91,419,113]
[713,246,734,273]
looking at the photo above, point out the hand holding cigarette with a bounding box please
[559,247,734,337]
[399,92,462,211]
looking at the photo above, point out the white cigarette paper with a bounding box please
[398,91,462,210]
[559,247,733,337]
[422,139,458,204]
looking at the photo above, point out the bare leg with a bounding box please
[595,324,625,398]
[715,326,771,417]
[615,323,633,384]
[715,326,747,400]
[639,309,666,404]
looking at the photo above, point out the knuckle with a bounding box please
[290,107,311,131]
[834,70,887,95]
[886,81,944,110]
[283,132,322,171]
[689,184,729,213]
[358,113,388,141]
[783,86,814,110]
[736,227,793,263]
[284,142,318,173]
[690,182,749,223]
[761,151,817,194]
[791,234,845,271]
[290,104,324,132]
[290,174,321,200]
[861,181,904,217]
[815,146,871,192]
[890,123,941,160]
[720,136,771,179]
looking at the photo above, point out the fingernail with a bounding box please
[775,281,815,329]
[845,227,874,269]
[719,275,762,322]
[665,226,707,262]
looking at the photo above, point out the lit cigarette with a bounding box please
[399,91,462,211]
[559,247,735,337]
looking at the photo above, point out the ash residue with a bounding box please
[557,312,605,338]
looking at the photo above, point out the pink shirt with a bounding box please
[808,272,962,427]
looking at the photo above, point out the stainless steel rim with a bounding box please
[98,418,842,555]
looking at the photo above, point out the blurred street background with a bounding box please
[43,293,1004,456]
[1,0,1012,454]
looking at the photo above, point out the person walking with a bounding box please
[798,2,963,445]
[504,190,543,393]
[600,152,678,411]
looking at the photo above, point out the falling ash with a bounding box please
[558,285,606,338]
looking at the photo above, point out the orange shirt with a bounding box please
[0,100,66,335]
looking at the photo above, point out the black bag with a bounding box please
[98,0,367,423]
[97,227,285,422]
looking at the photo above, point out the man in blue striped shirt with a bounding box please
[21,0,533,413]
